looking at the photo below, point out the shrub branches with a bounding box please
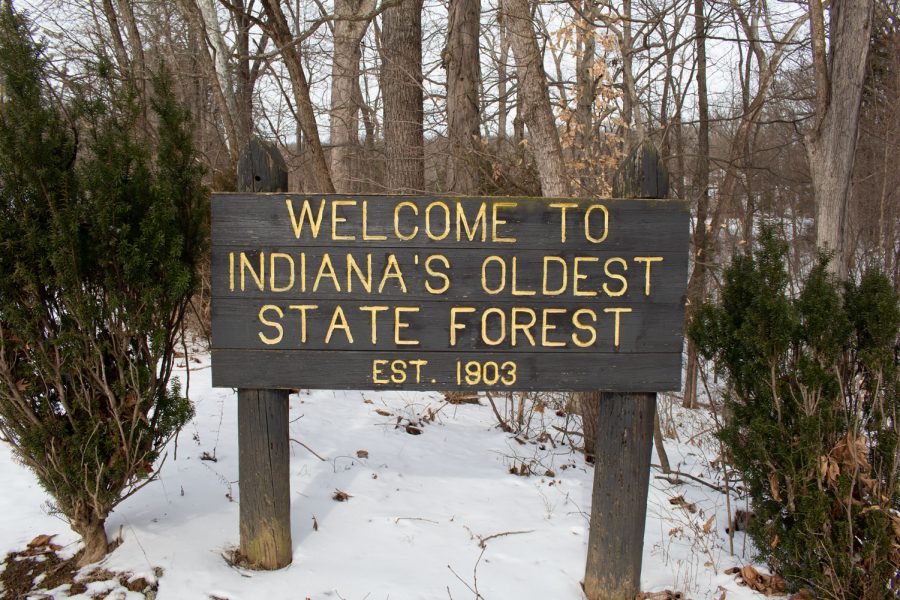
[0,6,206,565]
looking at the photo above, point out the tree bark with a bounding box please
[583,392,656,600]
[381,0,425,193]
[574,1,595,194]
[806,0,875,277]
[175,0,241,165]
[683,0,709,409]
[444,0,482,195]
[501,0,570,197]
[260,0,335,193]
[331,0,376,193]
[73,511,108,567]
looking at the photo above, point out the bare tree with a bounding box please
[381,0,425,192]
[806,0,875,277]
[501,0,569,197]
[259,0,335,192]
[444,0,482,194]
[331,0,377,192]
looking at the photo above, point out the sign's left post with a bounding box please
[233,140,292,569]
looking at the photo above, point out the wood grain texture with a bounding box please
[210,247,688,304]
[211,193,689,391]
[211,194,689,251]
[211,349,681,391]
[238,388,292,569]
[211,298,684,353]
[235,147,292,572]
[583,392,656,599]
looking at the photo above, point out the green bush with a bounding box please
[0,8,206,565]
[690,227,899,598]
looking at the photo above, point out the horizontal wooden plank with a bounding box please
[211,194,690,252]
[211,247,688,304]
[211,298,685,353]
[210,349,683,391]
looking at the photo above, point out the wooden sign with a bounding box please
[210,194,689,391]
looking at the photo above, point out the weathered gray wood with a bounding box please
[237,139,289,193]
[211,298,684,353]
[212,349,681,391]
[238,388,292,569]
[584,142,670,599]
[583,391,656,599]
[211,194,690,252]
[209,247,689,304]
[210,192,689,392]
[236,142,292,570]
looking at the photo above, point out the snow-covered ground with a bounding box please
[1,351,778,600]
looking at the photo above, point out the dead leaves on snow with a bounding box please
[21,533,62,556]
[724,565,786,595]
[668,495,697,514]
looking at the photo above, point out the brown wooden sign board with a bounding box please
[211,194,689,391]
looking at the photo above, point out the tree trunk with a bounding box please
[175,0,241,165]
[501,0,570,197]
[581,391,600,461]
[574,1,595,194]
[73,512,108,567]
[381,0,425,193]
[444,0,482,195]
[260,0,335,193]
[497,10,510,141]
[806,0,875,277]
[682,0,709,409]
[331,0,376,193]
[620,0,644,145]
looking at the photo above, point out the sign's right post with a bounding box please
[583,142,671,600]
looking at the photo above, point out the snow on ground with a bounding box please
[1,351,779,600]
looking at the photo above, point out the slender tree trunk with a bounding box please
[806,0,875,277]
[260,0,335,193]
[497,11,510,141]
[114,0,146,92]
[100,0,131,80]
[175,0,241,165]
[574,1,595,194]
[331,0,376,193]
[381,0,425,193]
[683,0,709,409]
[502,0,569,197]
[620,0,644,144]
[235,0,254,146]
[444,0,482,195]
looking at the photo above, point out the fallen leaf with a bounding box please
[728,565,787,595]
[333,490,352,502]
[356,449,369,459]
[768,472,782,502]
[668,495,697,513]
[702,514,716,534]
[375,409,392,417]
[28,534,55,548]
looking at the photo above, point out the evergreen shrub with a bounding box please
[690,227,899,598]
[0,7,206,565]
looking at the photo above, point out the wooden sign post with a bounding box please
[212,146,688,585]
[583,142,671,600]
[235,140,292,570]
